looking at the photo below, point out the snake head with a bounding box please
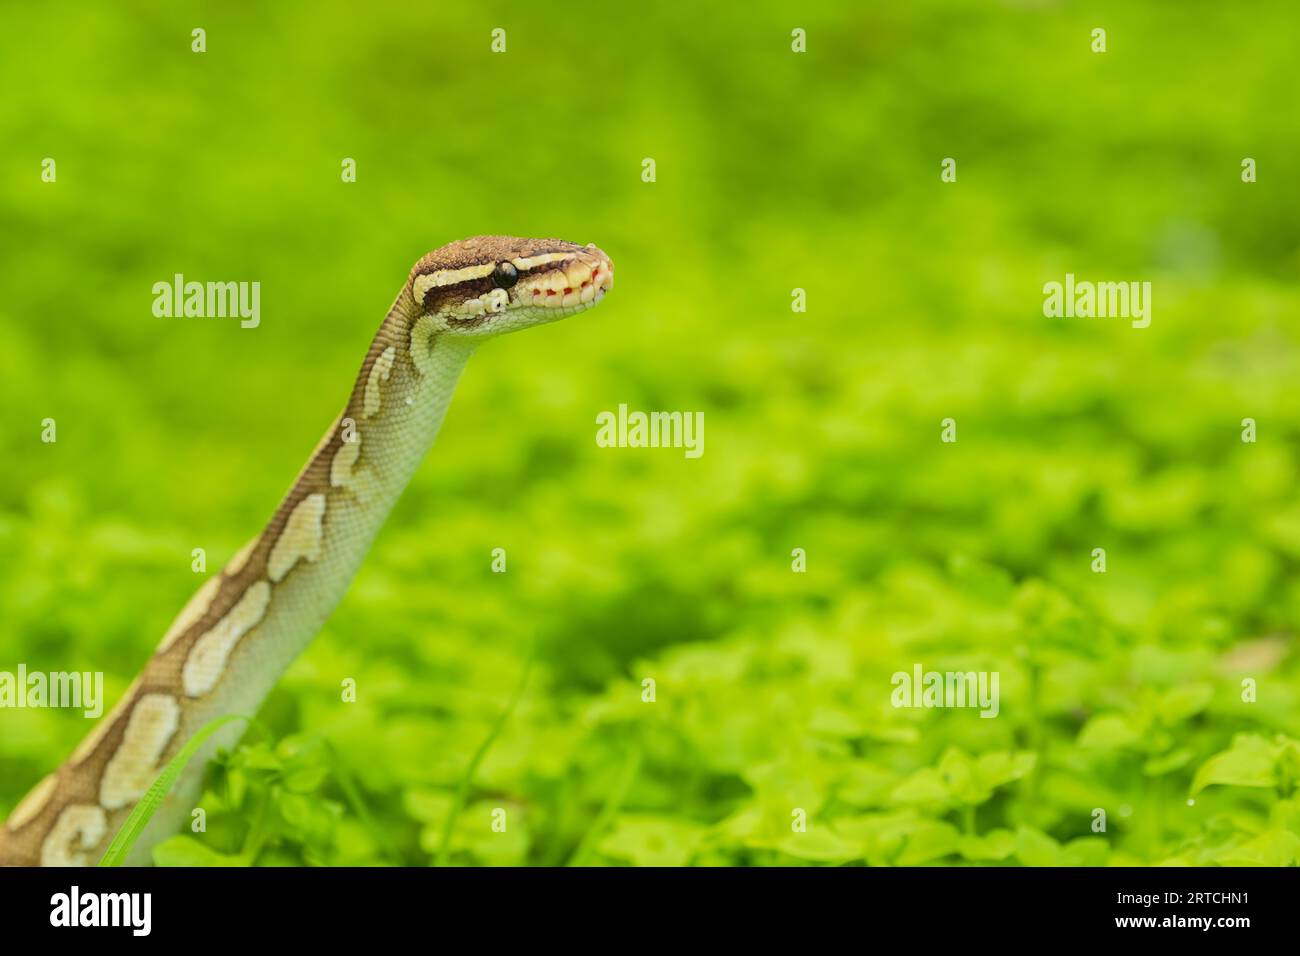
[409,236,614,338]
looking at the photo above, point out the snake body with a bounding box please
[0,236,613,866]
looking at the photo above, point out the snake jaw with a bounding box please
[520,248,613,312]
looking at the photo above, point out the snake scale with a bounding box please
[0,236,614,866]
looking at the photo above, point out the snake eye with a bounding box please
[492,261,518,289]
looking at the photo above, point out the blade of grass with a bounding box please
[434,640,535,867]
[98,713,255,867]
[567,746,642,867]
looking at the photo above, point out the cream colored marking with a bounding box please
[364,346,396,418]
[485,288,509,313]
[410,315,437,376]
[456,297,486,318]
[40,804,107,867]
[330,436,374,503]
[157,575,222,653]
[226,536,260,577]
[267,493,327,583]
[412,274,437,306]
[182,580,272,697]
[6,775,58,831]
[511,252,571,271]
[100,694,181,810]
[70,678,142,764]
[412,264,496,304]
[330,434,362,488]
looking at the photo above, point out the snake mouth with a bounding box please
[523,252,614,310]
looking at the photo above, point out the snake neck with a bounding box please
[211,302,476,703]
[1,292,474,866]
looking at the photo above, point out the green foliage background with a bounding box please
[2,1,1299,866]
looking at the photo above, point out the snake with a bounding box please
[0,236,614,866]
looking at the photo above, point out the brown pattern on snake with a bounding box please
[409,236,576,277]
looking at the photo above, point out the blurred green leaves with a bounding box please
[1190,734,1300,798]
